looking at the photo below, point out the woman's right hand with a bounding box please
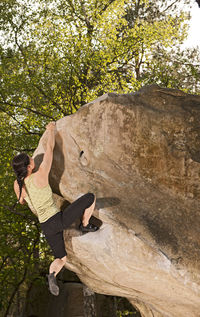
[46,122,56,131]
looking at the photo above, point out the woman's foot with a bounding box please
[47,272,59,296]
[79,222,99,232]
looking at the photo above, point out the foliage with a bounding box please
[140,46,200,93]
[0,0,199,315]
[116,296,141,316]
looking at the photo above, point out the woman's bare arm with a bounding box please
[36,122,56,184]
[14,180,26,204]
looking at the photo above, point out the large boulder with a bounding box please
[34,85,200,317]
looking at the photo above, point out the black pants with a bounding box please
[40,193,95,258]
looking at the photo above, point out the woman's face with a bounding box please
[29,157,35,171]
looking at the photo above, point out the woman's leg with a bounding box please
[41,217,68,296]
[45,232,67,296]
[44,231,67,276]
[82,195,96,226]
[47,255,67,296]
[49,256,67,276]
[62,192,96,228]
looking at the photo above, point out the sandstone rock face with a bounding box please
[34,85,200,317]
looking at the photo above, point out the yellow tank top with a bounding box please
[24,174,59,223]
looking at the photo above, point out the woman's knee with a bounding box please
[85,192,95,206]
[61,255,67,262]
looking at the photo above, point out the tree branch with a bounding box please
[0,106,40,135]
[3,248,33,317]
[161,0,179,14]
[99,0,116,15]
[0,204,37,222]
[0,99,54,120]
[13,27,67,117]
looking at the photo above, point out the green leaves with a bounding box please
[0,0,199,314]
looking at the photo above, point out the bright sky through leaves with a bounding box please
[184,1,200,48]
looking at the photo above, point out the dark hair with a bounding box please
[12,153,30,204]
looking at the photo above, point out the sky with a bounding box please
[183,1,200,48]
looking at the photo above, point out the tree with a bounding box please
[139,46,200,93]
[0,0,199,315]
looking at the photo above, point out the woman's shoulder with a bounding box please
[32,171,49,188]
[24,173,33,183]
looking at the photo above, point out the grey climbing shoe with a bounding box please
[47,272,59,296]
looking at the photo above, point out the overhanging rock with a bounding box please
[34,85,200,317]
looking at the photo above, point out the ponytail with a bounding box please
[16,176,25,203]
[12,153,30,206]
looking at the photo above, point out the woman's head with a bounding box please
[12,153,30,181]
[12,153,35,203]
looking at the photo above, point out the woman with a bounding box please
[12,122,99,296]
